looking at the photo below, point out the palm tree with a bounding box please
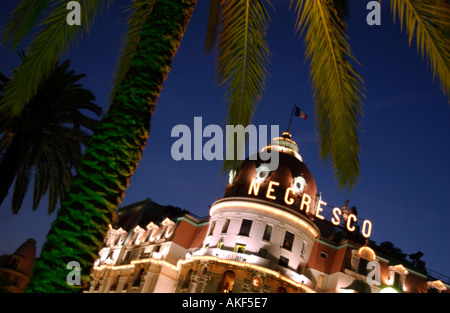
[205,0,449,189]
[0,58,102,214]
[0,0,447,292]
[1,0,197,292]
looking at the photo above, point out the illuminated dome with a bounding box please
[224,132,318,217]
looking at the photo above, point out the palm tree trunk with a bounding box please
[0,133,21,208]
[26,0,197,292]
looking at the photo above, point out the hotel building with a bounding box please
[87,133,449,294]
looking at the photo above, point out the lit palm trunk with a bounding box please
[27,0,197,292]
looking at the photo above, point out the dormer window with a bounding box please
[388,264,409,291]
[427,280,447,293]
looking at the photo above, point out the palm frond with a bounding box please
[292,0,365,189]
[0,0,110,118]
[215,0,272,172]
[11,166,32,214]
[110,0,156,102]
[0,0,50,49]
[32,157,49,211]
[205,0,221,54]
[391,0,450,99]
[1,58,100,214]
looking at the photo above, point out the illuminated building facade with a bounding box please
[88,133,449,293]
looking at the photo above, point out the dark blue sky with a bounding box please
[1,1,449,280]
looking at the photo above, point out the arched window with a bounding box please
[217,270,236,293]
[276,286,287,293]
[181,269,193,289]
[133,269,145,287]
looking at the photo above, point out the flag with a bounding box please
[294,106,307,120]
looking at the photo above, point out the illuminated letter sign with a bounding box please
[300,193,311,213]
[362,220,373,238]
[315,201,326,220]
[266,181,279,200]
[347,214,357,232]
[331,207,341,226]
[245,178,373,238]
[284,187,295,205]
[248,178,261,196]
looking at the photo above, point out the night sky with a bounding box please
[0,1,449,280]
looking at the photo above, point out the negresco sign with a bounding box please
[248,178,373,239]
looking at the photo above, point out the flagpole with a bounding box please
[286,104,296,133]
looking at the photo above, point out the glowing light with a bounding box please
[248,178,261,196]
[358,246,376,261]
[161,218,173,226]
[361,220,372,238]
[380,287,398,293]
[331,207,341,226]
[284,187,295,205]
[315,200,326,220]
[178,255,315,293]
[266,181,279,200]
[261,145,303,162]
[390,264,409,275]
[228,169,237,185]
[93,258,178,272]
[427,280,447,291]
[292,176,307,193]
[210,199,319,238]
[300,193,311,213]
[146,222,158,230]
[346,214,357,232]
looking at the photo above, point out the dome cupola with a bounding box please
[224,132,318,218]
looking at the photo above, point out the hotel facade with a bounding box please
[87,133,449,294]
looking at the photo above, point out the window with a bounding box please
[234,244,246,254]
[282,231,294,251]
[217,271,236,293]
[181,269,192,289]
[258,248,268,258]
[133,269,145,287]
[9,258,20,269]
[221,219,230,233]
[263,224,272,241]
[209,221,216,236]
[320,251,327,259]
[238,219,253,236]
[252,277,261,287]
[393,272,401,289]
[300,241,307,257]
[388,265,409,291]
[124,251,131,262]
[278,256,289,268]
[357,258,369,275]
